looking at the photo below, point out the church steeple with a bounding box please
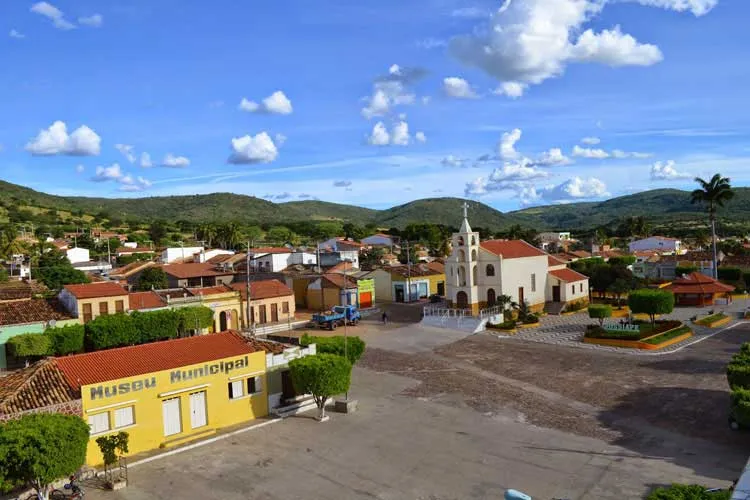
[459,201,472,233]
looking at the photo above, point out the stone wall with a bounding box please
[0,399,82,423]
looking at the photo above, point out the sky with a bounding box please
[1,0,749,212]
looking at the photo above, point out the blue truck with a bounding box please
[311,305,361,330]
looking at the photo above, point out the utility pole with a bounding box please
[406,240,411,303]
[317,241,324,311]
[245,240,252,331]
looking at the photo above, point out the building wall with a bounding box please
[0,322,44,370]
[368,269,393,302]
[392,277,430,302]
[161,247,204,264]
[357,279,375,307]
[426,274,446,296]
[243,295,295,326]
[306,287,341,311]
[499,255,548,309]
[628,238,681,253]
[66,247,90,264]
[58,291,130,323]
[81,351,268,465]
[547,276,589,303]
[265,344,316,409]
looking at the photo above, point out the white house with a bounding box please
[66,247,90,264]
[160,246,204,264]
[197,249,235,263]
[445,208,589,315]
[628,236,682,254]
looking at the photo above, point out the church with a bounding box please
[445,206,590,316]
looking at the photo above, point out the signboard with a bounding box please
[602,320,639,333]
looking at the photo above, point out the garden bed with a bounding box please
[486,320,517,334]
[584,320,681,341]
[694,313,731,328]
[583,321,692,350]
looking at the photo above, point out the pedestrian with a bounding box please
[382,311,388,324]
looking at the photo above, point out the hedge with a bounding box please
[6,333,51,357]
[300,334,366,365]
[647,484,730,499]
[727,343,750,389]
[731,387,750,428]
[718,267,742,282]
[607,255,636,266]
[84,313,140,350]
[176,307,215,334]
[46,324,85,355]
[131,309,179,342]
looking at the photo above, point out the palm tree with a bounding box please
[0,224,22,260]
[196,223,217,248]
[691,173,734,279]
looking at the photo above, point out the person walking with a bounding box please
[382,311,388,324]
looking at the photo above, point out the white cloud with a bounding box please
[115,144,136,163]
[119,176,153,192]
[536,148,572,166]
[333,180,352,187]
[391,121,410,146]
[570,26,663,66]
[92,163,123,182]
[627,0,718,16]
[442,155,465,168]
[572,144,609,159]
[25,121,101,156]
[415,131,427,143]
[540,176,609,203]
[493,81,526,98]
[421,96,431,105]
[443,77,478,99]
[361,90,391,119]
[30,2,76,30]
[228,132,279,164]
[140,152,153,168]
[612,149,653,159]
[75,164,84,174]
[361,65,425,118]
[581,136,600,145]
[367,122,391,146]
[275,133,287,146]
[465,177,488,196]
[78,14,103,27]
[451,7,489,18]
[9,29,25,39]
[239,91,293,115]
[450,0,665,94]
[499,128,522,159]
[650,160,691,180]
[464,158,551,196]
[162,153,190,168]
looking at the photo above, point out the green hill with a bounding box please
[374,198,519,229]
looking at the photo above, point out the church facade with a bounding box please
[445,211,589,316]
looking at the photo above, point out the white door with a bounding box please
[189,391,207,429]
[162,398,182,437]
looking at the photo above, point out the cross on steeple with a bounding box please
[462,201,469,219]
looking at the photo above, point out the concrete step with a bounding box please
[544,301,566,315]
[272,396,317,418]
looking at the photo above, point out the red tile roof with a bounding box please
[0,359,78,413]
[55,332,260,389]
[229,279,294,301]
[548,255,567,266]
[0,282,34,301]
[161,262,234,279]
[321,273,358,289]
[63,282,128,299]
[0,299,73,326]
[549,268,589,283]
[426,261,445,274]
[665,272,734,294]
[128,291,165,310]
[480,240,547,259]
[327,261,357,274]
[188,285,236,296]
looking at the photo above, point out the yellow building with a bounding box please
[228,279,296,326]
[55,332,268,465]
[58,282,130,323]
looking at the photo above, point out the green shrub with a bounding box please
[523,313,539,324]
[0,268,8,283]
[718,267,742,282]
[641,326,692,345]
[588,304,612,326]
[731,387,750,427]
[696,313,729,326]
[135,267,167,291]
[628,289,674,325]
[6,333,51,357]
[45,324,85,355]
[608,255,636,266]
[727,343,750,389]
[85,313,139,350]
[131,309,179,342]
[300,334,366,365]
[566,299,588,312]
[289,353,352,420]
[176,306,214,334]
[675,265,698,276]
[646,483,730,499]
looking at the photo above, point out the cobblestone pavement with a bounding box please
[503,302,748,355]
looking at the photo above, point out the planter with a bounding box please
[107,478,127,491]
[583,323,692,350]
[693,314,731,328]
[334,398,358,414]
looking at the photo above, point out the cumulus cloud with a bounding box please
[650,160,691,180]
[450,0,665,94]
[391,121,410,146]
[611,149,653,159]
[572,145,609,159]
[115,144,136,163]
[26,121,101,156]
[366,120,422,146]
[78,14,103,27]
[538,176,609,203]
[367,122,391,146]
[443,77,478,99]
[333,180,352,187]
[161,153,190,168]
[30,2,75,30]
[464,159,551,196]
[442,155,465,168]
[361,65,426,118]
[627,0,718,16]
[499,128,522,159]
[9,29,25,39]
[581,136,600,145]
[228,132,279,164]
[239,91,293,115]
[139,152,153,168]
[536,148,572,166]
[75,165,84,174]
[415,131,427,143]
[92,163,123,182]
[119,176,152,192]
[493,81,526,98]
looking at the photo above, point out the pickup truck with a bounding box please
[311,305,361,330]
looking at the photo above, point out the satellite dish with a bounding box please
[48,320,57,328]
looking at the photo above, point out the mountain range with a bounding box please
[2,180,749,232]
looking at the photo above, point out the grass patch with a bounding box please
[695,313,729,326]
[641,325,692,345]
[487,320,516,331]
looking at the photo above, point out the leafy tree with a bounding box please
[691,174,735,279]
[675,265,698,276]
[35,249,89,290]
[0,268,8,282]
[46,324,85,355]
[96,432,129,475]
[176,306,215,335]
[717,267,742,282]
[315,221,344,241]
[196,223,216,247]
[588,304,612,326]
[244,225,263,243]
[607,256,636,266]
[342,223,366,241]
[300,334,366,365]
[148,220,169,245]
[266,226,293,245]
[6,333,51,358]
[607,278,631,308]
[216,222,242,249]
[0,414,89,499]
[628,289,675,326]
[0,224,21,260]
[85,313,139,350]
[131,309,179,342]
[135,267,168,291]
[289,354,352,421]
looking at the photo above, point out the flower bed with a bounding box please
[694,313,731,328]
[583,321,692,350]
[641,325,692,345]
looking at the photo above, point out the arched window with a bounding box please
[471,235,476,245]
[458,249,466,261]
[472,265,477,284]
[487,288,496,307]
[458,236,465,246]
[486,264,495,277]
[458,266,466,287]
[456,291,468,308]
[471,249,477,261]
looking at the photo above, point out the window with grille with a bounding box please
[282,302,289,313]
[115,300,124,313]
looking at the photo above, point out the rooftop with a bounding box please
[228,279,294,301]
[55,332,260,389]
[549,268,589,283]
[62,282,128,299]
[0,359,77,414]
[665,272,735,294]
[109,260,155,278]
[188,284,238,297]
[548,255,568,267]
[128,291,166,310]
[161,262,235,279]
[249,247,293,255]
[116,246,154,254]
[321,273,359,289]
[0,281,34,302]
[480,240,547,259]
[0,299,73,326]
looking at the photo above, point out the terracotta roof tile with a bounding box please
[55,332,260,389]
[115,246,154,254]
[387,265,443,278]
[0,359,77,413]
[63,282,128,299]
[665,272,735,294]
[0,282,33,301]
[548,255,567,266]
[228,279,294,301]
[0,299,73,326]
[321,273,358,289]
[480,239,547,259]
[549,268,589,283]
[128,291,166,310]
[188,285,236,296]
[426,261,445,274]
[249,247,292,255]
[161,262,234,279]
[110,260,155,278]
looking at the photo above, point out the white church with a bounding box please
[444,205,590,316]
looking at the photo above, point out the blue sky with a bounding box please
[1,0,748,212]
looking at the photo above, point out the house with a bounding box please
[6,255,31,279]
[318,237,364,253]
[244,247,317,273]
[445,208,589,315]
[664,272,734,306]
[160,246,204,264]
[0,299,76,370]
[195,248,235,263]
[115,246,154,258]
[228,279,296,326]
[161,262,235,288]
[365,263,446,303]
[128,291,167,312]
[380,253,400,266]
[108,260,156,288]
[91,230,127,243]
[72,260,113,274]
[538,232,572,252]
[326,262,376,308]
[628,236,682,254]
[634,251,720,280]
[66,247,90,264]
[262,340,316,414]
[51,239,70,251]
[58,282,130,323]
[361,233,396,249]
[319,250,360,269]
[306,274,359,310]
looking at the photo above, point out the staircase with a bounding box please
[545,301,566,315]
[271,395,317,418]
